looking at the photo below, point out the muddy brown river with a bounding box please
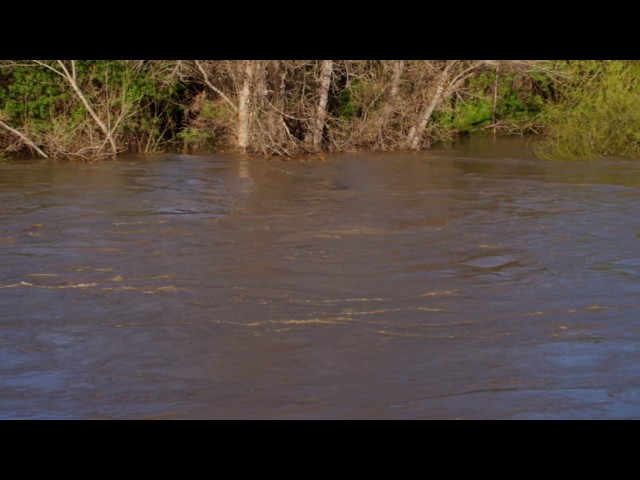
[2,139,640,419]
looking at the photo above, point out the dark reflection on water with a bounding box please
[2,139,640,419]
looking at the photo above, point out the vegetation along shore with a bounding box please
[0,60,636,161]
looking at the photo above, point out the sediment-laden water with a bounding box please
[2,139,639,419]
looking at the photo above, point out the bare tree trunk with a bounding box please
[381,60,404,122]
[306,60,333,151]
[254,60,267,99]
[406,82,445,150]
[0,119,48,158]
[277,62,288,113]
[406,61,457,150]
[492,64,500,138]
[276,62,290,144]
[237,61,255,151]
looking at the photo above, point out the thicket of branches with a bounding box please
[0,60,558,160]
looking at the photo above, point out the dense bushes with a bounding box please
[537,60,640,160]
[0,61,185,159]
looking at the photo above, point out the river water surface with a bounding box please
[2,139,640,419]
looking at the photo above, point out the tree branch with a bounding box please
[54,61,118,156]
[194,60,238,113]
[0,119,48,158]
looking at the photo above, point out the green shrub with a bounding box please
[538,60,640,160]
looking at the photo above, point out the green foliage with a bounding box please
[177,127,215,147]
[332,75,385,122]
[0,65,65,124]
[336,79,366,119]
[339,85,357,120]
[0,60,186,158]
[200,101,231,121]
[4,60,638,160]
[449,98,493,131]
[538,60,640,160]
[437,69,553,137]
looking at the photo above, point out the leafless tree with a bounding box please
[305,60,333,151]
